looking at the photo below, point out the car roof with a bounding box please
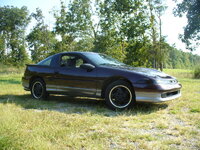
[54,51,98,56]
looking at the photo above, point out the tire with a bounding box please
[31,78,48,100]
[105,80,135,110]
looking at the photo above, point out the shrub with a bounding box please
[0,64,24,74]
[194,67,200,79]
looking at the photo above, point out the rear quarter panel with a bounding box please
[23,65,55,90]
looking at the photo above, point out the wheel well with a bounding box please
[29,76,45,88]
[101,77,134,98]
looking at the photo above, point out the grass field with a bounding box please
[0,67,199,150]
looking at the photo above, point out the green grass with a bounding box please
[0,69,199,149]
[164,69,194,79]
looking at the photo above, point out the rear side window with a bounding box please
[60,55,86,68]
[37,56,53,66]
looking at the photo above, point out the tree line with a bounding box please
[0,0,199,70]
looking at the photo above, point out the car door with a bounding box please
[55,54,97,97]
[36,55,58,92]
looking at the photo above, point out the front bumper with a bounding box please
[135,90,181,102]
[133,82,182,103]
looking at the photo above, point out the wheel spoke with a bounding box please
[32,82,43,98]
[109,85,132,108]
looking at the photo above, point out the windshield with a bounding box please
[85,53,126,66]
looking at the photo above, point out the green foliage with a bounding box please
[73,38,94,52]
[0,6,30,66]
[0,1,200,68]
[27,26,57,62]
[194,67,200,79]
[125,41,151,67]
[27,8,57,63]
[94,0,151,63]
[147,0,167,70]
[0,35,5,63]
[53,0,93,53]
[165,43,200,69]
[174,0,200,50]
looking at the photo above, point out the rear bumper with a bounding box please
[135,90,181,103]
[22,77,30,91]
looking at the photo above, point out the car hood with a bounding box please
[130,67,172,78]
[102,65,172,79]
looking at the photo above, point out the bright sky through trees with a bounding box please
[1,0,199,55]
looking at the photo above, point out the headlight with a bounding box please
[154,79,178,85]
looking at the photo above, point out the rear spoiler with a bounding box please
[26,64,37,66]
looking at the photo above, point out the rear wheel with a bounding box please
[31,79,48,99]
[105,80,135,110]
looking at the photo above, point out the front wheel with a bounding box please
[105,80,135,110]
[31,78,48,99]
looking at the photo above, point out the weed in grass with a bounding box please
[190,108,200,113]
[169,109,179,114]
[197,141,200,149]
[164,137,182,145]
[194,67,200,79]
[156,123,168,129]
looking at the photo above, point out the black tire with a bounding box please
[31,78,48,100]
[105,80,135,110]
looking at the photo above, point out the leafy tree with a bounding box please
[0,6,30,65]
[73,37,94,52]
[174,0,200,50]
[0,35,5,63]
[147,0,167,70]
[1,2,200,69]
[27,8,57,62]
[164,43,200,69]
[93,0,121,59]
[54,0,93,52]
[125,41,151,67]
[94,0,151,63]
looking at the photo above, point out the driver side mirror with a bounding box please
[80,63,95,71]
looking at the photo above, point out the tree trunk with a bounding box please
[159,12,163,71]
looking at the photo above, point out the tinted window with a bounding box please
[76,58,84,68]
[37,56,53,66]
[60,55,86,68]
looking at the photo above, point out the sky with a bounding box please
[1,0,200,55]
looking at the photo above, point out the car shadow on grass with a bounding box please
[0,79,21,84]
[0,94,168,116]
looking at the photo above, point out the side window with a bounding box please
[60,55,86,68]
[60,55,71,67]
[76,58,84,68]
[37,56,53,66]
